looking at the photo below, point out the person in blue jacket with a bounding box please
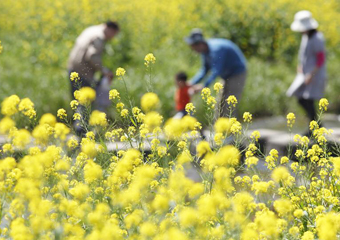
[185,29,247,117]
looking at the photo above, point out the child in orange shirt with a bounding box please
[174,72,191,119]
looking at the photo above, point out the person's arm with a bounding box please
[190,56,210,85]
[203,53,225,88]
[87,38,113,78]
[297,36,305,74]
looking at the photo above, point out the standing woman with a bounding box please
[289,10,326,127]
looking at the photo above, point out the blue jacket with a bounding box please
[191,39,247,87]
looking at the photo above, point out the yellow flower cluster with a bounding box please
[1,95,36,120]
[286,112,296,128]
[144,111,163,131]
[1,95,20,116]
[201,88,216,109]
[109,89,120,100]
[116,67,126,77]
[141,92,160,112]
[18,98,36,119]
[89,110,108,127]
[226,95,238,107]
[144,53,156,66]
[185,102,195,114]
[70,72,80,82]
[196,141,211,157]
[214,117,238,135]
[74,87,96,105]
[0,117,15,134]
[319,98,329,111]
[243,112,252,123]
[70,100,79,110]
[57,108,67,119]
[213,82,223,93]
[40,113,56,126]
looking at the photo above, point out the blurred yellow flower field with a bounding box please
[0,52,340,239]
[1,1,340,239]
[1,0,339,63]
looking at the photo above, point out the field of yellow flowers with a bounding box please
[1,0,340,117]
[0,52,340,239]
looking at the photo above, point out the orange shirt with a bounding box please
[175,86,190,111]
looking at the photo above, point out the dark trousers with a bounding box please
[298,98,317,122]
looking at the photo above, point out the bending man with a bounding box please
[185,29,247,117]
[68,21,120,99]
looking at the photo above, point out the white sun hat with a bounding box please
[291,10,319,32]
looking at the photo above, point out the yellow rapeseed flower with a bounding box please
[109,89,120,100]
[293,209,304,218]
[243,112,252,123]
[54,122,70,140]
[214,117,234,134]
[144,111,163,131]
[319,98,329,111]
[0,117,15,134]
[74,87,96,105]
[213,82,223,93]
[271,166,290,183]
[116,67,126,77]
[1,95,20,116]
[144,53,156,66]
[206,96,217,109]
[39,113,56,127]
[89,110,107,127]
[185,103,196,114]
[301,231,314,240]
[70,72,80,82]
[214,145,240,167]
[316,212,339,240]
[73,113,81,120]
[157,146,167,157]
[67,137,79,149]
[32,124,52,144]
[70,100,79,110]
[141,92,160,112]
[196,141,211,157]
[245,156,258,167]
[310,120,319,131]
[250,130,261,141]
[12,129,31,149]
[57,108,67,119]
[120,109,129,118]
[286,112,295,128]
[226,95,238,107]
[18,98,36,119]
[201,88,211,100]
[273,199,293,217]
[2,143,13,153]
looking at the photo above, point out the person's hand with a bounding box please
[106,71,114,82]
[297,65,303,74]
[192,84,204,94]
[305,73,312,85]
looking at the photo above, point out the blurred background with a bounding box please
[0,0,340,122]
